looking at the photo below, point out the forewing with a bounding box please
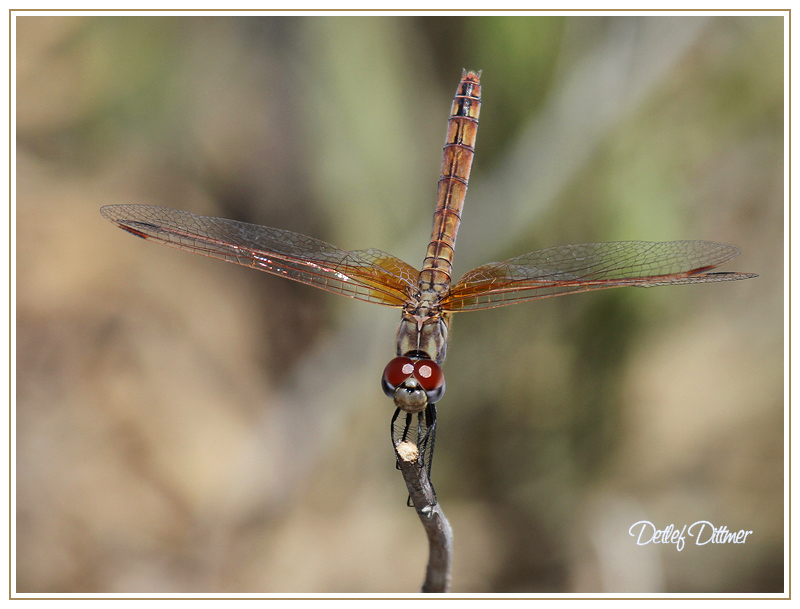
[101,204,417,307]
[443,241,756,312]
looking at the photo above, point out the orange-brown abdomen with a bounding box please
[418,70,481,298]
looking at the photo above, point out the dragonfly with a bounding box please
[101,71,756,491]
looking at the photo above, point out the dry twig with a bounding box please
[395,441,452,593]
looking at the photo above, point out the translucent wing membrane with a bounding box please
[443,241,757,312]
[101,204,418,307]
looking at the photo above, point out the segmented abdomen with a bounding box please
[417,70,481,298]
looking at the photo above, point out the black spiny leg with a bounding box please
[391,407,402,470]
[418,403,438,502]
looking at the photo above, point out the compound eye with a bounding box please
[413,359,445,402]
[381,357,415,396]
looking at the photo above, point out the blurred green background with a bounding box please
[16,15,783,593]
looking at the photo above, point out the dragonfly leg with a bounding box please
[391,408,402,471]
[390,407,401,442]
[392,406,439,506]
[392,409,416,470]
[418,403,438,501]
[401,412,413,442]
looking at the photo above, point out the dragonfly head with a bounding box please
[382,355,446,413]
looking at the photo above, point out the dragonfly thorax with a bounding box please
[396,308,449,365]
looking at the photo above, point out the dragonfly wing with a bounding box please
[101,204,417,307]
[443,241,757,312]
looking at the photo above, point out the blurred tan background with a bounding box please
[16,15,783,593]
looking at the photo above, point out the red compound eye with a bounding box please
[413,359,443,392]
[381,357,446,403]
[413,359,445,402]
[382,357,415,396]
